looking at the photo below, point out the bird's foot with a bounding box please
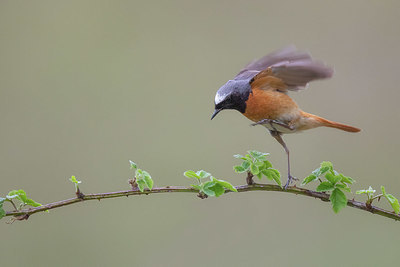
[284,175,298,190]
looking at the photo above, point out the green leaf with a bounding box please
[248,150,261,158]
[129,160,137,169]
[381,186,386,195]
[184,170,199,179]
[254,161,264,168]
[263,160,272,169]
[7,190,28,203]
[325,173,340,185]
[134,169,153,191]
[69,176,81,185]
[241,161,250,171]
[331,175,342,185]
[137,179,146,192]
[135,169,144,182]
[381,186,400,214]
[335,183,351,192]
[7,190,41,208]
[0,198,5,220]
[319,161,333,174]
[339,174,355,185]
[262,169,281,187]
[367,186,375,194]
[24,198,42,207]
[233,154,245,159]
[213,178,238,192]
[18,191,27,203]
[250,164,259,175]
[316,181,335,192]
[302,161,333,185]
[249,150,268,161]
[202,181,217,197]
[385,194,400,214]
[142,171,153,190]
[330,188,347,213]
[5,194,18,200]
[356,186,375,195]
[233,165,246,173]
[196,170,211,179]
[301,174,318,185]
[7,190,20,200]
[325,173,334,184]
[209,183,225,197]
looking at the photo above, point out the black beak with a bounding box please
[211,109,222,120]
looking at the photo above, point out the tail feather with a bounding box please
[301,112,361,133]
[314,116,361,133]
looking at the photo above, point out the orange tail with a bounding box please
[314,115,360,133]
[301,112,361,133]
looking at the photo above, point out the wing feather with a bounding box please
[235,46,333,91]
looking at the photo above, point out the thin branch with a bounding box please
[4,184,400,222]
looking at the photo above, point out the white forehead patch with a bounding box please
[215,91,227,105]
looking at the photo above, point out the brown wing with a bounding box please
[235,45,333,91]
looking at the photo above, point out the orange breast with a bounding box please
[243,88,299,122]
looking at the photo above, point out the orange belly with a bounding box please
[243,88,300,123]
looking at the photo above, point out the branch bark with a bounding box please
[4,184,400,222]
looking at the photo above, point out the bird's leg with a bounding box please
[269,131,297,189]
[251,118,274,126]
[251,119,294,131]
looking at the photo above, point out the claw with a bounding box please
[284,175,297,190]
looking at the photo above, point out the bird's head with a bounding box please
[211,79,252,120]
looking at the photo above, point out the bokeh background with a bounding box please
[1,1,399,266]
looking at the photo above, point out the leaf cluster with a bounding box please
[130,160,154,192]
[0,189,42,219]
[69,175,82,193]
[301,161,355,213]
[184,170,237,197]
[357,186,399,214]
[233,150,281,187]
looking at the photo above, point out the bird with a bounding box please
[211,45,360,189]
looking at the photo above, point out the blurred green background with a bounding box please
[1,0,399,266]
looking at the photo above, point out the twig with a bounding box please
[4,184,400,222]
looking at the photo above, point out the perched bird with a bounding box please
[211,45,360,189]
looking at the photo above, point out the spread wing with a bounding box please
[234,45,333,91]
